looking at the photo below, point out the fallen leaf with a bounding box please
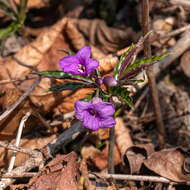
[81,141,121,170]
[0,134,56,168]
[180,50,190,78]
[115,117,133,157]
[124,144,154,174]
[144,148,190,182]
[28,152,79,190]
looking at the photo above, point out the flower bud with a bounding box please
[90,97,103,104]
[103,76,118,87]
[95,78,103,85]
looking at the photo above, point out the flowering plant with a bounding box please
[37,35,168,131]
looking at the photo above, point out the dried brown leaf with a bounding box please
[124,144,154,174]
[81,141,121,170]
[144,148,190,182]
[115,117,133,157]
[0,88,38,140]
[74,19,136,54]
[180,50,190,78]
[80,159,96,190]
[28,152,79,190]
[0,134,56,168]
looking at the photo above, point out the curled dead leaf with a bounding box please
[124,144,154,174]
[72,19,136,54]
[115,117,133,157]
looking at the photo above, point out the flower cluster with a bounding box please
[58,41,168,130]
[59,46,116,131]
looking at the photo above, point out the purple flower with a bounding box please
[59,46,99,77]
[75,97,116,130]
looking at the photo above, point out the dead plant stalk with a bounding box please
[141,0,165,149]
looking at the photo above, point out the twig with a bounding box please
[0,151,43,189]
[89,173,176,184]
[169,0,190,7]
[8,110,32,172]
[0,141,38,156]
[0,56,41,122]
[0,121,84,189]
[0,77,36,85]
[80,159,96,190]
[108,127,115,174]
[0,141,43,189]
[129,87,149,114]
[32,111,52,130]
[134,30,190,125]
[0,76,41,121]
[160,24,190,39]
[157,31,190,74]
[0,172,36,178]
[12,56,38,72]
[42,121,84,158]
[142,0,165,149]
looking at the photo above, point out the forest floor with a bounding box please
[0,0,190,189]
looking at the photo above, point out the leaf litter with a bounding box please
[0,1,190,189]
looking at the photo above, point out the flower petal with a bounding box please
[85,58,99,74]
[59,56,80,75]
[75,101,91,120]
[76,46,91,59]
[99,117,116,128]
[95,102,115,117]
[82,112,100,130]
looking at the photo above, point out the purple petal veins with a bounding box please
[75,97,116,130]
[59,46,99,77]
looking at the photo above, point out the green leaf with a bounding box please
[0,0,17,20]
[44,82,87,92]
[114,44,135,81]
[35,71,94,83]
[120,52,170,78]
[96,140,106,150]
[18,0,28,25]
[37,70,71,78]
[114,108,121,117]
[58,49,75,56]
[0,22,20,39]
[99,89,109,102]
[82,92,96,102]
[109,86,133,108]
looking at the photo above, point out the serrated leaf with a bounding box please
[120,53,170,80]
[109,86,133,107]
[114,44,135,81]
[35,70,94,83]
[44,82,87,92]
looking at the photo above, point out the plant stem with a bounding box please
[108,127,115,174]
[141,0,165,149]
